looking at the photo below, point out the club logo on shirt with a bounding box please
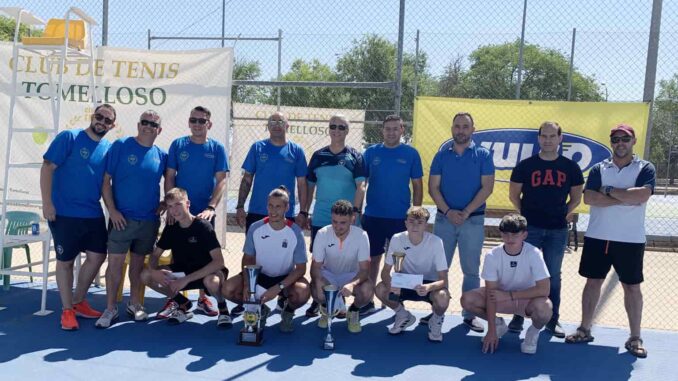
[328,243,335,247]
[56,245,64,255]
[127,154,138,165]
[204,153,215,159]
[338,160,345,166]
[397,158,407,164]
[403,246,411,250]
[261,235,270,239]
[188,236,197,243]
[282,239,288,248]
[79,147,90,159]
[180,151,189,161]
[372,157,381,166]
[510,261,518,268]
[259,153,269,162]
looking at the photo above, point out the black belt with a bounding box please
[437,209,484,218]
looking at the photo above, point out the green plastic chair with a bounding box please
[3,211,40,290]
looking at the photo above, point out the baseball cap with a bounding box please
[610,124,635,137]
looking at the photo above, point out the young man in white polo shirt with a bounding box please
[375,206,450,342]
[461,214,553,354]
[311,200,372,333]
[222,186,310,333]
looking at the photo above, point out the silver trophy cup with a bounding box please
[239,264,264,346]
[389,252,406,301]
[323,284,339,350]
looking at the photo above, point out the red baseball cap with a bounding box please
[610,123,635,137]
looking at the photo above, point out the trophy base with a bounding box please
[323,340,335,350]
[238,330,263,346]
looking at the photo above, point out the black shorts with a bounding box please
[399,280,438,303]
[579,237,644,285]
[169,266,229,295]
[310,225,322,252]
[362,215,406,257]
[48,216,107,261]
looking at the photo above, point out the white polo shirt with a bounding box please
[481,242,550,292]
[312,225,370,274]
[243,218,307,277]
[386,231,448,281]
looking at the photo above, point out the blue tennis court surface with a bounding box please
[1,285,675,380]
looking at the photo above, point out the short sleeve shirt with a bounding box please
[243,218,307,277]
[481,242,550,291]
[386,231,448,281]
[156,218,221,274]
[312,225,370,274]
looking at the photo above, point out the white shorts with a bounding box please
[321,268,357,289]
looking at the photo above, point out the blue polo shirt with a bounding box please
[430,141,494,214]
[363,143,423,219]
[167,136,229,215]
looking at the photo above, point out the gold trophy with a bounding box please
[322,285,339,350]
[238,265,264,346]
[388,252,406,301]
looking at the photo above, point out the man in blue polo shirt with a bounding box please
[165,105,229,317]
[96,110,168,328]
[429,112,495,332]
[41,104,116,330]
[362,114,424,314]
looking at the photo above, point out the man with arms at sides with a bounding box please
[310,200,372,333]
[428,112,494,332]
[165,105,229,317]
[565,124,655,359]
[140,188,230,326]
[223,187,311,332]
[461,214,553,354]
[305,114,366,317]
[40,104,117,330]
[96,110,167,328]
[507,121,584,337]
[362,114,423,315]
[375,207,450,342]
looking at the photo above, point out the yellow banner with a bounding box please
[413,97,650,211]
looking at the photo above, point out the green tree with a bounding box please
[651,75,678,184]
[0,15,41,41]
[274,58,349,108]
[232,58,267,104]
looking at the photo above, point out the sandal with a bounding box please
[625,336,648,358]
[565,326,595,344]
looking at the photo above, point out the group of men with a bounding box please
[40,106,654,358]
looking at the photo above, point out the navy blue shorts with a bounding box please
[362,215,406,257]
[48,216,107,261]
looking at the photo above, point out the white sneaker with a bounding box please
[168,308,194,324]
[521,325,541,354]
[95,307,119,329]
[427,313,444,342]
[495,317,508,339]
[126,302,148,321]
[389,310,415,335]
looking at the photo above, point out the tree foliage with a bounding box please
[0,16,42,42]
[651,74,678,182]
[232,58,267,104]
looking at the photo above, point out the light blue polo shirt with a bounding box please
[429,141,494,214]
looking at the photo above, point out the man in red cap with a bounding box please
[565,124,655,359]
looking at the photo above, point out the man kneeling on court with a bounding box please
[222,186,310,333]
[140,188,231,326]
[311,200,373,333]
[460,214,552,354]
[375,206,450,342]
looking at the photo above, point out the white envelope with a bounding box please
[169,272,186,279]
[391,273,423,290]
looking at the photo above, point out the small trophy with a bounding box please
[238,265,264,346]
[322,285,339,350]
[389,252,406,301]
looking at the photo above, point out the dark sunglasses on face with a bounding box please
[189,117,209,125]
[611,136,632,144]
[329,124,348,131]
[94,113,115,125]
[140,119,160,128]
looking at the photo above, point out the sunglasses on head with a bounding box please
[329,124,347,131]
[611,136,632,144]
[189,117,209,125]
[140,119,160,128]
[94,113,115,125]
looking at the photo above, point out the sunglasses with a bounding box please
[611,136,632,144]
[94,113,115,125]
[268,120,286,126]
[140,119,160,128]
[329,124,347,131]
[189,117,209,125]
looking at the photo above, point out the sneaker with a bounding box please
[359,301,377,316]
[305,301,320,317]
[463,317,485,333]
[61,309,79,330]
[126,302,148,321]
[521,325,541,354]
[275,295,287,312]
[156,299,178,319]
[545,319,566,338]
[419,312,433,326]
[168,308,194,324]
[509,315,524,333]
[231,304,244,316]
[197,296,219,317]
[495,317,509,339]
[280,309,295,332]
[347,310,361,333]
[389,310,416,335]
[217,313,233,328]
[95,308,119,329]
[427,314,444,342]
[73,300,102,319]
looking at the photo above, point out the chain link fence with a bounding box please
[3,0,677,330]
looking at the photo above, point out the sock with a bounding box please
[394,304,406,315]
[217,301,227,313]
[496,317,505,325]
[349,304,360,312]
[284,304,295,313]
[173,293,190,306]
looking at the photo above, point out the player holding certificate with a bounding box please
[375,206,450,342]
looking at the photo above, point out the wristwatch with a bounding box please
[298,211,309,217]
[205,205,215,211]
[278,282,285,291]
[604,186,613,196]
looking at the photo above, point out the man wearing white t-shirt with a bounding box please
[375,207,450,342]
[461,214,552,354]
[222,187,311,333]
[311,200,373,333]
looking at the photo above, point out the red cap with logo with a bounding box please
[610,123,635,137]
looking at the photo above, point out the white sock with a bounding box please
[394,304,406,316]
[496,317,505,325]
[527,324,541,335]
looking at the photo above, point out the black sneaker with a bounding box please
[419,312,433,326]
[508,315,525,333]
[305,301,319,317]
[463,317,485,333]
[359,301,377,316]
[545,319,566,338]
[230,304,244,316]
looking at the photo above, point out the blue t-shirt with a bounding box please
[241,139,307,217]
[307,145,365,227]
[430,141,495,214]
[363,143,423,219]
[43,129,111,218]
[106,137,167,221]
[167,136,229,214]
